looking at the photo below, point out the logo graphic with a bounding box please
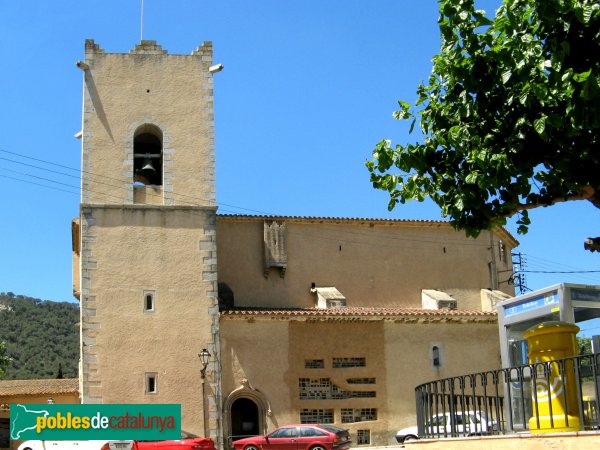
[10,404,49,439]
[10,404,181,440]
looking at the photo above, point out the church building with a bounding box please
[71,40,518,448]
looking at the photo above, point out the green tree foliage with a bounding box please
[0,292,79,379]
[367,0,600,237]
[0,341,10,379]
[577,335,592,354]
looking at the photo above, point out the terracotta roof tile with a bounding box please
[221,307,497,318]
[218,213,449,224]
[0,378,79,396]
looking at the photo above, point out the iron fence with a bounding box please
[414,353,600,439]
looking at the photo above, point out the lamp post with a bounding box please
[198,348,211,437]
[199,348,211,379]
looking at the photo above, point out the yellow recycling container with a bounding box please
[523,321,581,433]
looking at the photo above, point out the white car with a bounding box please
[18,441,134,450]
[396,411,497,443]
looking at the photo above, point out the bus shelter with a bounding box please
[497,283,600,429]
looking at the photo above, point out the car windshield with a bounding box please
[430,416,446,426]
[319,425,346,434]
[454,414,466,425]
[468,413,481,424]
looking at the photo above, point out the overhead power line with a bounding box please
[0,148,499,249]
[519,270,600,274]
[2,148,600,284]
[0,148,271,214]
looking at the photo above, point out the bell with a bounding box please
[140,159,156,175]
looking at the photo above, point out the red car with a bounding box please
[135,432,216,450]
[231,424,351,450]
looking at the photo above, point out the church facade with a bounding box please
[72,40,518,448]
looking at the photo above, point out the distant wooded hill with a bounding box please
[0,292,79,379]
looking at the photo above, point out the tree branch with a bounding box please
[504,185,598,218]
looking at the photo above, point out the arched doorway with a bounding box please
[230,397,259,440]
[223,379,271,447]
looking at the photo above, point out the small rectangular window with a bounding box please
[341,408,377,423]
[143,290,156,312]
[356,430,370,445]
[305,359,325,369]
[298,378,376,400]
[346,378,376,384]
[300,409,334,424]
[333,357,366,368]
[145,372,158,394]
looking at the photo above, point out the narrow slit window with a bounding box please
[143,291,156,312]
[432,346,440,366]
[431,343,443,369]
[145,373,158,394]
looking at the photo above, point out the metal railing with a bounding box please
[414,353,600,439]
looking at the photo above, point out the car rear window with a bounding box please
[300,427,327,437]
[319,425,346,435]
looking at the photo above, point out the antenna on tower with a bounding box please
[140,0,145,41]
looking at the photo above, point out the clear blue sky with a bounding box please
[1,1,599,314]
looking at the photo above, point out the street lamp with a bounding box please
[198,348,211,379]
[198,348,211,437]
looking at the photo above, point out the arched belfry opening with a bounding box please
[133,124,163,186]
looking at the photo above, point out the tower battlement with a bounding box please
[83,39,213,57]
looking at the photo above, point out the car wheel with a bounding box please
[309,446,326,450]
[244,445,259,450]
[403,435,418,443]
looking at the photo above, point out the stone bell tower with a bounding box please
[72,40,221,442]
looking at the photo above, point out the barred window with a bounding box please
[341,408,377,423]
[333,357,366,368]
[356,430,370,445]
[299,378,376,400]
[305,359,325,369]
[346,378,375,384]
[300,409,334,424]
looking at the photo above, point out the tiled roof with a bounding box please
[221,307,497,319]
[0,378,79,396]
[218,214,450,225]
